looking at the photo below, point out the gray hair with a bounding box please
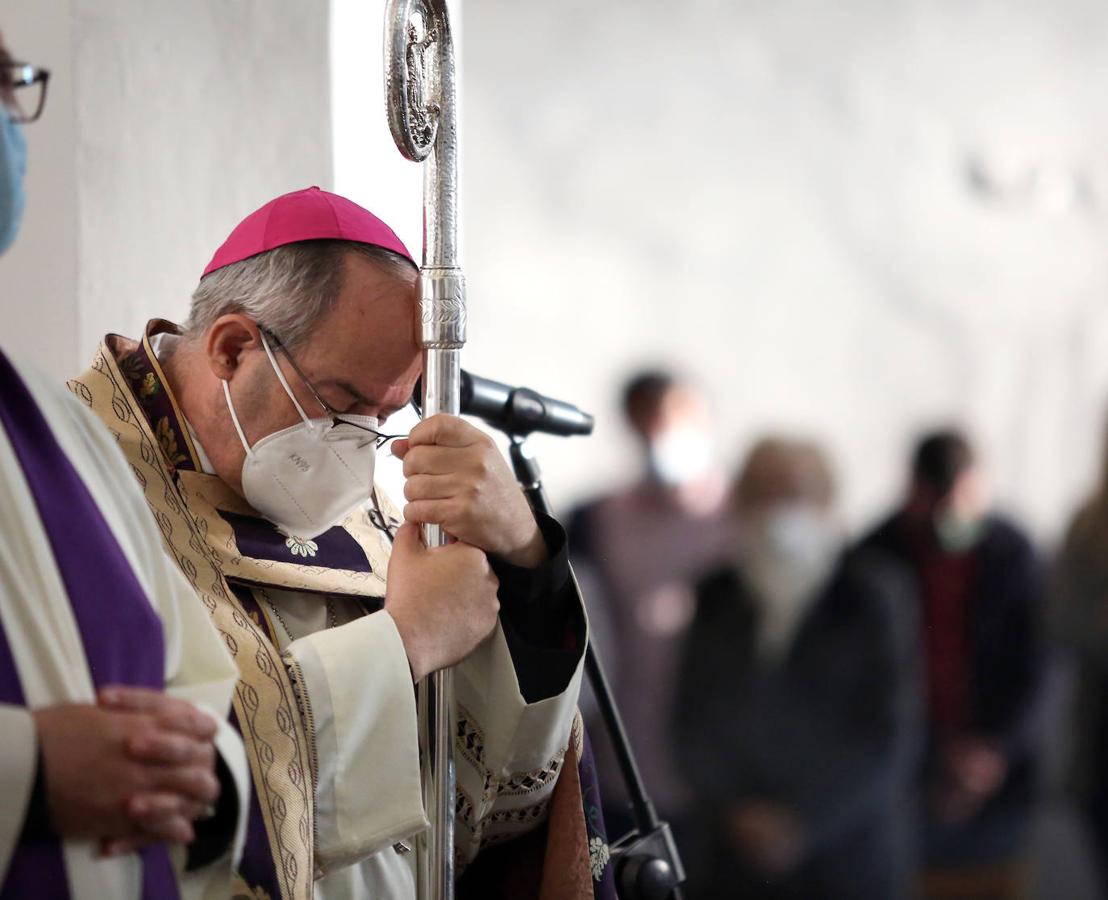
[186,240,417,349]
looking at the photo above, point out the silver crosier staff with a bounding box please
[383,1,464,898]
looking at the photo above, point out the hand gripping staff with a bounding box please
[384,2,463,898]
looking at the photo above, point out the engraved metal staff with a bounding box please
[384,2,464,898]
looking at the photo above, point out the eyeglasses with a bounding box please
[1,62,50,124]
[262,329,406,450]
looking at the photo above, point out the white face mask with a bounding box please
[223,333,378,540]
[741,504,840,609]
[741,503,841,661]
[647,425,713,486]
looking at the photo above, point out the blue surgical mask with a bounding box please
[0,107,27,254]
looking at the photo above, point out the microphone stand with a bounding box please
[507,435,685,900]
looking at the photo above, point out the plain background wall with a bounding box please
[1,0,332,379]
[459,0,1108,541]
[4,0,1108,540]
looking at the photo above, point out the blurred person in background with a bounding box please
[1052,417,1108,896]
[0,29,248,897]
[674,437,920,900]
[860,429,1048,900]
[568,370,731,845]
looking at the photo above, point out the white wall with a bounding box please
[331,0,464,499]
[459,0,1108,540]
[0,0,333,379]
[7,0,1108,541]
[331,0,424,261]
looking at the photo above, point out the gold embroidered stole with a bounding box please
[71,321,596,897]
[67,323,395,899]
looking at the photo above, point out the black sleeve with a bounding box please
[19,748,52,842]
[992,536,1051,759]
[489,513,587,704]
[185,750,240,871]
[793,560,923,850]
[671,570,746,806]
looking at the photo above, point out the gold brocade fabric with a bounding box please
[70,326,333,900]
[175,469,391,599]
[70,320,591,900]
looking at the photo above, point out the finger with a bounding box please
[100,687,201,726]
[401,444,466,479]
[403,499,458,529]
[403,473,458,502]
[390,438,410,459]
[100,687,217,739]
[123,809,196,846]
[391,522,426,558]
[98,685,174,711]
[154,706,218,741]
[407,414,482,450]
[147,765,221,806]
[127,791,190,821]
[127,791,210,824]
[128,730,215,767]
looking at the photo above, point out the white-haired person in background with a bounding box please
[674,437,920,900]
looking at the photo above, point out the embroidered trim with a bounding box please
[454,700,567,855]
[284,535,319,558]
[285,654,323,879]
[483,799,551,831]
[456,785,475,828]
[494,753,565,798]
[589,837,611,882]
[139,328,202,466]
[455,707,486,771]
[74,339,316,898]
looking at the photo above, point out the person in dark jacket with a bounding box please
[1051,418,1108,895]
[859,429,1048,900]
[675,437,920,900]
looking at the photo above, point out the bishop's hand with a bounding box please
[393,414,547,569]
[384,522,500,683]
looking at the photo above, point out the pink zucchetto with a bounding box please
[201,186,415,278]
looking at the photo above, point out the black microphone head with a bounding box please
[413,370,593,437]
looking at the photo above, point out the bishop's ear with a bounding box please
[205,315,262,381]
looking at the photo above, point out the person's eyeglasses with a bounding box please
[1,62,50,124]
[262,329,406,450]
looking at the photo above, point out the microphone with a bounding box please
[413,370,594,437]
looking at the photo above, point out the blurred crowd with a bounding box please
[569,370,1108,900]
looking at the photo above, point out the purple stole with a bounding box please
[0,350,179,900]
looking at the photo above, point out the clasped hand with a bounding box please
[32,686,221,855]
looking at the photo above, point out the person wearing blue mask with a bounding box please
[0,30,251,898]
[0,36,36,253]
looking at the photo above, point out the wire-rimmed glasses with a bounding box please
[262,328,407,449]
